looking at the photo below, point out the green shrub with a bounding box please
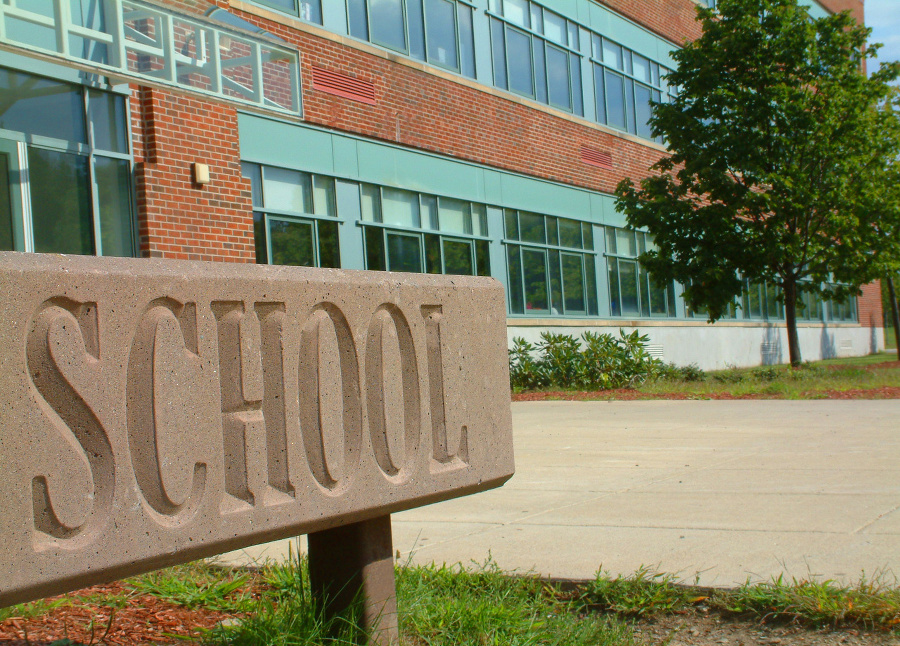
[509,330,661,391]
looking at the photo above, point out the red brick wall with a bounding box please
[594,0,702,44]
[131,87,255,263]
[858,282,883,329]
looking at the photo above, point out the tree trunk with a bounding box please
[783,278,802,367]
[888,275,900,362]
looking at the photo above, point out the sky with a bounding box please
[865,0,900,75]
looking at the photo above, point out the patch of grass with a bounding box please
[713,573,900,629]
[580,566,699,617]
[208,550,366,646]
[397,560,637,646]
[125,561,252,612]
[0,597,72,622]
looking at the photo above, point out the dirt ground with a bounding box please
[2,584,898,645]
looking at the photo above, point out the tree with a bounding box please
[615,0,900,367]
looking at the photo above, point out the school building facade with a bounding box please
[0,0,882,369]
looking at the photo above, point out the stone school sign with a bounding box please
[0,252,514,637]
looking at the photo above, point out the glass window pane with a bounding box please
[602,39,622,70]
[624,50,633,76]
[382,187,420,227]
[438,197,468,233]
[88,91,128,153]
[502,0,528,27]
[1,152,15,251]
[370,0,406,51]
[639,264,650,316]
[605,227,616,254]
[593,64,606,124]
[29,147,93,255]
[625,77,635,133]
[254,212,267,263]
[312,175,336,216]
[365,226,386,270]
[242,163,263,207]
[360,183,381,222]
[582,222,593,249]
[635,84,653,139]
[567,21,578,49]
[570,52,583,116]
[506,28,534,96]
[618,259,639,316]
[425,233,442,273]
[260,0,296,13]
[651,62,660,87]
[425,0,458,69]
[543,11,566,45]
[0,69,86,143]
[421,194,439,229]
[530,4,542,32]
[648,275,668,316]
[519,212,545,244]
[443,239,474,275]
[586,255,598,315]
[549,249,563,314]
[317,219,340,268]
[270,218,315,266]
[522,247,548,312]
[491,18,508,90]
[471,203,487,236]
[507,245,524,313]
[408,0,426,60]
[592,34,602,59]
[632,53,650,83]
[348,0,369,39]
[387,233,422,272]
[264,167,312,213]
[546,45,570,109]
[605,70,626,130]
[546,216,558,246]
[301,0,322,22]
[505,210,518,238]
[559,218,581,248]
[458,4,476,78]
[766,283,782,319]
[533,42,547,104]
[607,258,621,316]
[94,156,134,257]
[476,240,490,276]
[616,228,636,256]
[562,253,585,313]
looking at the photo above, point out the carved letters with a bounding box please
[0,254,514,609]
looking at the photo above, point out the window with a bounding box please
[243,163,341,268]
[741,279,784,320]
[242,0,322,24]
[591,35,673,142]
[347,0,476,76]
[0,68,135,256]
[488,0,583,114]
[605,228,676,318]
[506,211,597,316]
[360,184,490,276]
[824,287,858,322]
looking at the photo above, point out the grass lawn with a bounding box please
[2,560,898,645]
[514,352,900,401]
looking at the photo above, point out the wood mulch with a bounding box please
[0,583,236,645]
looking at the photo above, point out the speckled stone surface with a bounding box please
[0,251,514,607]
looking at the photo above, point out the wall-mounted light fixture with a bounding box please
[193,162,210,185]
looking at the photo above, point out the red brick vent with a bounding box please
[580,145,614,170]
[311,67,376,105]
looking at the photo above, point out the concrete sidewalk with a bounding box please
[223,400,900,588]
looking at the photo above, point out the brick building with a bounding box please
[0,0,881,368]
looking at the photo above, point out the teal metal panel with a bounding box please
[335,180,366,269]
[482,169,504,205]
[238,113,335,175]
[592,225,611,316]
[471,0,495,85]
[802,0,831,19]
[486,206,509,294]
[332,135,360,179]
[0,50,107,86]
[322,0,348,34]
[498,174,593,220]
